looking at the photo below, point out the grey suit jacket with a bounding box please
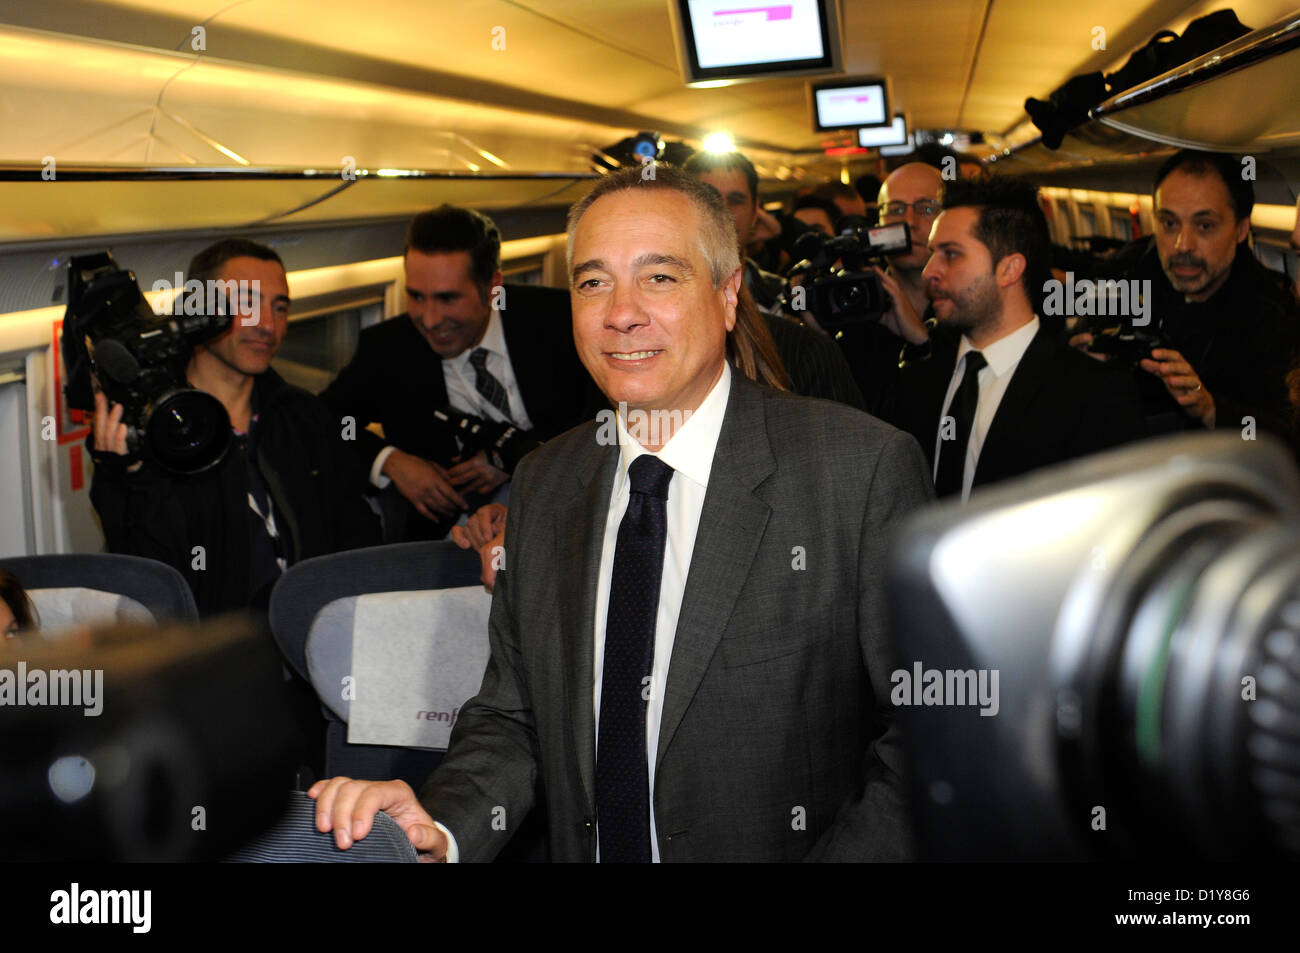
[419,371,934,861]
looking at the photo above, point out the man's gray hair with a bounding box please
[565,164,741,288]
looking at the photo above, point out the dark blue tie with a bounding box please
[595,453,674,863]
[934,350,986,498]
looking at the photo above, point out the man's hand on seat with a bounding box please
[382,449,468,521]
[308,776,449,861]
[447,450,509,497]
[452,503,508,591]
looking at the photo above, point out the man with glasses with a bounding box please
[832,162,945,412]
[873,162,946,348]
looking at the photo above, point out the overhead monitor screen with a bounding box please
[859,115,909,148]
[879,134,916,157]
[811,78,890,131]
[675,0,840,84]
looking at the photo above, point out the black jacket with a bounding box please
[320,284,603,539]
[1127,241,1299,440]
[886,324,1145,495]
[90,369,379,616]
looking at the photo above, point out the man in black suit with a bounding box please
[321,206,599,540]
[887,176,1143,500]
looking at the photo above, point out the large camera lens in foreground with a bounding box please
[144,388,231,475]
[888,433,1300,860]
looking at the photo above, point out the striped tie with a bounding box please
[468,347,515,422]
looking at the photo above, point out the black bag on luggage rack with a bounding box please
[1025,9,1252,149]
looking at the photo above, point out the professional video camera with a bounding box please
[432,408,540,475]
[62,252,233,475]
[785,216,911,332]
[888,433,1300,860]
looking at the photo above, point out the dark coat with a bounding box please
[90,368,380,616]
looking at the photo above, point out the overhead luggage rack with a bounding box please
[991,12,1300,171]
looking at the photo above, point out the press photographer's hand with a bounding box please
[1141,347,1215,427]
[382,448,468,520]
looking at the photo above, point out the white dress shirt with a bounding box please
[934,316,1039,501]
[592,361,731,862]
[370,309,533,487]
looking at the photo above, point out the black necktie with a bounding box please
[468,347,514,422]
[595,453,674,863]
[934,350,986,498]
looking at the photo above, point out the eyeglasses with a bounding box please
[880,200,941,221]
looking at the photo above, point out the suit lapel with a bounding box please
[655,375,775,767]
[916,349,955,468]
[558,432,617,814]
[976,326,1053,482]
[399,317,450,408]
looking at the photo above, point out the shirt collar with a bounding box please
[615,361,731,491]
[956,316,1039,378]
[447,308,506,368]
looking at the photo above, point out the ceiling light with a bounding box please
[702,132,735,154]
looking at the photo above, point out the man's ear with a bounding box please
[995,252,1026,289]
[1235,215,1251,246]
[722,266,741,332]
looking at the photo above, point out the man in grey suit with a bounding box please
[310,165,933,862]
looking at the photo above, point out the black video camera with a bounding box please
[432,408,540,475]
[62,252,233,474]
[785,216,912,332]
[889,433,1300,860]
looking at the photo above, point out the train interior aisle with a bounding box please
[0,0,1298,891]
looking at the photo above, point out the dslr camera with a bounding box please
[432,408,540,475]
[888,433,1300,860]
[785,216,912,332]
[1073,311,1170,369]
[62,252,233,474]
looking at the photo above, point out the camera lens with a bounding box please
[889,434,1300,859]
[144,389,230,475]
[832,282,864,312]
[1049,490,1300,859]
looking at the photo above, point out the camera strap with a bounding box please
[246,491,287,574]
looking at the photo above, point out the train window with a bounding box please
[1109,210,1132,241]
[272,307,363,395]
[504,265,543,285]
[1076,206,1096,237]
[0,370,34,556]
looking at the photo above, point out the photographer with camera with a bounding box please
[797,163,944,415]
[88,239,380,616]
[321,206,601,542]
[683,150,864,408]
[1072,150,1299,439]
[886,176,1143,500]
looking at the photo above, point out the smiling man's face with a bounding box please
[570,188,738,420]
[198,256,290,375]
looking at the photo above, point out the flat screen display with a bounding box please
[675,0,840,84]
[810,77,890,131]
[859,115,908,148]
